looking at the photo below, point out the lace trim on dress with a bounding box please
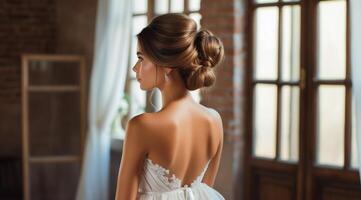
[145,158,211,189]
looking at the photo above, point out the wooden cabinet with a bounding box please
[21,54,86,200]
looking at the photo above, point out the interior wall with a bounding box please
[0,0,97,198]
[199,0,247,199]
[55,0,97,80]
[0,0,56,157]
[0,0,57,198]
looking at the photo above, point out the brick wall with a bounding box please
[200,0,247,199]
[55,0,97,79]
[0,0,56,156]
[0,0,57,198]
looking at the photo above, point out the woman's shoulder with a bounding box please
[200,106,223,127]
[129,112,175,128]
[126,112,176,139]
[126,105,222,140]
[203,106,221,119]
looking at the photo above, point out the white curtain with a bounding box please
[350,0,361,182]
[75,0,132,199]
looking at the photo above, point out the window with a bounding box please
[127,0,148,119]
[245,0,359,199]
[315,0,351,168]
[251,0,356,168]
[252,1,301,162]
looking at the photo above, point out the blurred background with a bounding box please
[0,0,360,200]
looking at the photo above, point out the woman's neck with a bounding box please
[159,71,194,109]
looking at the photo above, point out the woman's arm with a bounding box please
[115,114,148,200]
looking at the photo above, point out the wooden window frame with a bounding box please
[244,0,359,200]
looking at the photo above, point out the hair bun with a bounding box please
[136,13,224,91]
[186,29,225,90]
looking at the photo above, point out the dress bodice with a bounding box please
[137,158,225,200]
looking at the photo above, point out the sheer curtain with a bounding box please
[350,0,361,182]
[75,0,132,199]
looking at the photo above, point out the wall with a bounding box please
[200,0,247,199]
[0,0,57,198]
[0,0,56,157]
[0,0,97,198]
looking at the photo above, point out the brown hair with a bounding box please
[137,13,225,90]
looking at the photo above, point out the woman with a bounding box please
[115,13,225,200]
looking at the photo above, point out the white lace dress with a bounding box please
[137,158,225,200]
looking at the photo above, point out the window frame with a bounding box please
[245,0,359,199]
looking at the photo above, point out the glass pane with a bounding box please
[29,93,81,156]
[254,7,279,80]
[132,15,148,36]
[318,1,346,79]
[253,84,278,158]
[255,0,278,3]
[281,5,300,81]
[189,0,201,11]
[155,0,169,14]
[316,85,345,167]
[189,13,202,29]
[29,61,80,86]
[280,86,300,162]
[134,0,147,14]
[129,80,146,118]
[171,0,184,12]
[351,97,359,168]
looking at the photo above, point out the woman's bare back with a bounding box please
[140,100,224,187]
